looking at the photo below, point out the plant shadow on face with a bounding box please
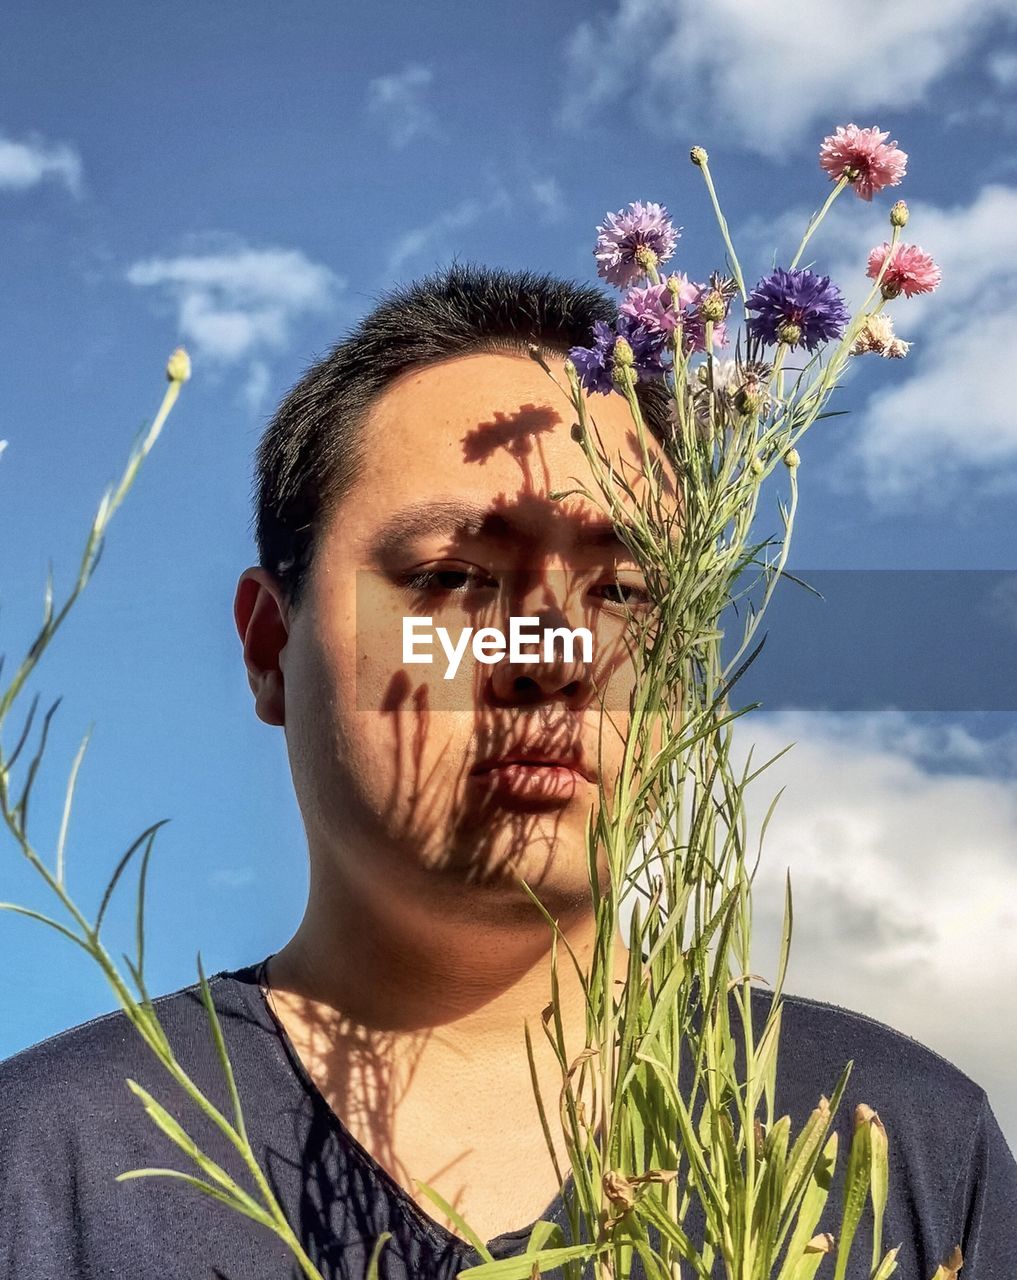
[269,395,678,1261]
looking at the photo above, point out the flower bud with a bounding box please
[611,338,637,391]
[527,341,552,374]
[890,200,909,228]
[749,455,765,476]
[700,290,726,323]
[166,346,191,383]
[777,321,801,347]
[690,146,708,167]
[612,336,636,368]
[784,448,800,469]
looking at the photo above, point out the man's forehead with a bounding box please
[368,496,641,556]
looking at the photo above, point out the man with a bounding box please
[1,265,1015,1280]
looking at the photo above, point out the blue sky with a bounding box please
[2,0,1017,1146]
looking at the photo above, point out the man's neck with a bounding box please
[262,866,630,1109]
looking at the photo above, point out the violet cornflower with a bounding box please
[594,202,680,288]
[819,124,908,201]
[745,267,850,351]
[568,316,667,395]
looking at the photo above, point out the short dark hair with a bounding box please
[252,262,676,611]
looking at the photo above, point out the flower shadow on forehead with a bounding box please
[459,393,678,510]
[461,402,563,464]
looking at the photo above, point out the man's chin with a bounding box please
[426,830,598,908]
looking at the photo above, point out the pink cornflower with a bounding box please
[866,241,942,299]
[819,124,908,201]
[619,282,680,335]
[619,274,726,351]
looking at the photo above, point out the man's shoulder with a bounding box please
[0,964,260,1123]
[773,985,983,1086]
[756,984,988,1139]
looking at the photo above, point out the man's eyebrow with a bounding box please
[368,498,639,556]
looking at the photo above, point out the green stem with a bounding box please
[696,159,747,302]
[789,175,850,271]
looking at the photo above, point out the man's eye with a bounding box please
[400,566,497,595]
[591,580,653,609]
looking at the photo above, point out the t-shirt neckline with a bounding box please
[235,955,572,1258]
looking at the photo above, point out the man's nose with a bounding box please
[489,601,595,705]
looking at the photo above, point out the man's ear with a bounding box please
[234,567,291,727]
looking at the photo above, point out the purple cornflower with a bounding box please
[569,316,667,395]
[594,202,680,288]
[745,267,849,351]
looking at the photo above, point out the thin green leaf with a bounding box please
[365,1231,393,1280]
[56,724,93,884]
[775,1132,838,1280]
[122,1078,258,1217]
[413,1179,495,1264]
[94,819,171,936]
[116,1167,273,1230]
[196,952,247,1141]
[0,902,90,953]
[13,695,62,832]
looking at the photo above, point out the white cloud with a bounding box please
[367,64,440,149]
[209,867,256,889]
[530,177,567,224]
[126,241,344,398]
[240,359,271,414]
[0,130,82,196]
[988,51,1017,89]
[847,312,1017,501]
[561,0,1013,156]
[635,710,1017,1148]
[384,173,570,277]
[386,189,513,277]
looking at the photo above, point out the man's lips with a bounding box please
[470,751,596,783]
[467,759,590,807]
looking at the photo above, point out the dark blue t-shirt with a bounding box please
[1,960,1014,1279]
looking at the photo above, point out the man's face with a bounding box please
[241,350,678,927]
